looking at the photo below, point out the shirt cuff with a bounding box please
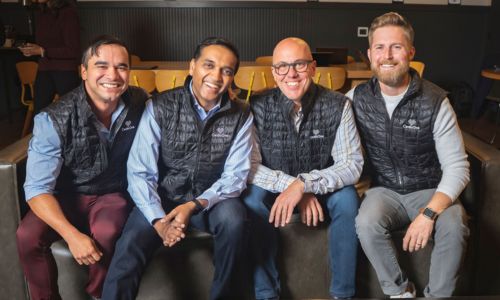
[137,203,167,225]
[197,189,218,210]
[297,173,319,194]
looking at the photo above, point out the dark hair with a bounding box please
[81,35,130,68]
[192,37,240,73]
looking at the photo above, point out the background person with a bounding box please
[19,0,81,114]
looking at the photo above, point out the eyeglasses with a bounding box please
[272,60,313,76]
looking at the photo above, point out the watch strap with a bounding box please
[191,199,204,215]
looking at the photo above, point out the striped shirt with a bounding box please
[249,100,363,194]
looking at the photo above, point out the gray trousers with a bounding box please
[355,187,469,297]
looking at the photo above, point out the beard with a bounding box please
[371,60,410,88]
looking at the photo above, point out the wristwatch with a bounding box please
[420,207,438,221]
[190,199,205,215]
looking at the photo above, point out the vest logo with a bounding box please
[310,129,324,139]
[121,120,136,132]
[402,119,420,130]
[213,126,231,138]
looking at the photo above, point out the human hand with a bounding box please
[19,43,44,57]
[298,193,324,227]
[159,202,197,247]
[269,179,305,227]
[65,231,103,265]
[403,214,434,252]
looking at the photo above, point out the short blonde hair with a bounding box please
[368,12,414,46]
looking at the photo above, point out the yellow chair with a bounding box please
[234,66,275,102]
[130,54,141,66]
[129,70,156,94]
[15,61,38,137]
[410,61,425,77]
[314,67,346,91]
[155,70,190,92]
[255,56,273,66]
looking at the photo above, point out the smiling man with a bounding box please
[348,12,470,298]
[244,37,363,300]
[16,35,147,300]
[102,37,253,300]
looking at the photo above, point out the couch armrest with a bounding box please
[462,131,500,294]
[0,135,31,300]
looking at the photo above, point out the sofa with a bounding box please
[1,130,499,300]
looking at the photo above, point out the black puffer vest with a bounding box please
[352,69,446,194]
[251,83,346,176]
[153,79,250,202]
[44,84,147,194]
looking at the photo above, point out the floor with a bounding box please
[0,108,26,151]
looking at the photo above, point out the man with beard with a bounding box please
[244,37,363,300]
[347,12,470,298]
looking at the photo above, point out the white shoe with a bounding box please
[390,281,416,298]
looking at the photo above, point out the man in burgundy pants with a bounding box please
[15,35,147,300]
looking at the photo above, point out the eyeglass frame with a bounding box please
[272,59,314,76]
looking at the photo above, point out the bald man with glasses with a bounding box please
[243,37,363,300]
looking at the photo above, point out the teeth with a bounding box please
[205,82,219,89]
[102,83,119,88]
[287,82,299,86]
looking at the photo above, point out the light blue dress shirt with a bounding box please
[127,90,253,224]
[23,101,126,201]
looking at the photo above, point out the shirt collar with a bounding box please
[189,80,222,121]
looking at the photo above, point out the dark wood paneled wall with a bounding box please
[1,2,495,87]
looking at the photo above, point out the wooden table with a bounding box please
[481,68,500,80]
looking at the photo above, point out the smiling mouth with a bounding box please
[286,81,299,87]
[204,81,222,91]
[101,83,121,88]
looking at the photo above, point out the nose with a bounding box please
[287,65,299,78]
[106,67,120,80]
[383,47,393,60]
[212,68,223,82]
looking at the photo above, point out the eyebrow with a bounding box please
[94,60,129,68]
[202,58,235,72]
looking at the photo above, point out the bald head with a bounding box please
[272,37,313,65]
[271,37,316,104]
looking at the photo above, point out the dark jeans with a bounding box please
[102,198,248,300]
[16,192,131,300]
[243,184,359,299]
[34,70,80,114]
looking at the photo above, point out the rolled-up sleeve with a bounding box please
[24,113,63,201]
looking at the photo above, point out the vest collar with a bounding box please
[277,82,319,119]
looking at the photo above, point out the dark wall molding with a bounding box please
[0,1,495,88]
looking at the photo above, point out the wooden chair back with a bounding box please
[255,56,273,66]
[155,70,190,92]
[129,70,156,94]
[15,61,38,137]
[410,61,425,77]
[314,67,346,91]
[234,66,275,102]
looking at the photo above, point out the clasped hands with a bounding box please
[154,201,198,247]
[269,179,324,228]
[19,43,44,57]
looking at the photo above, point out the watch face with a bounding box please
[423,208,437,220]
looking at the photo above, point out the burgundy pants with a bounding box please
[16,192,131,300]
